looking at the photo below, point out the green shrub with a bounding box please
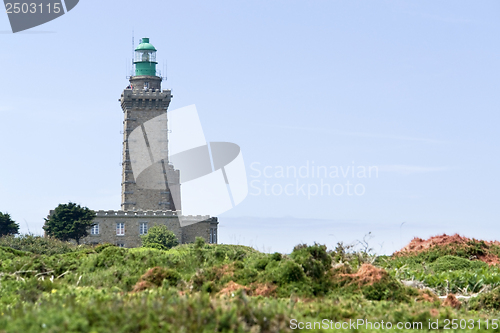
[291,243,331,280]
[270,252,282,261]
[362,279,417,302]
[94,243,115,253]
[469,287,500,310]
[234,267,259,285]
[141,225,179,250]
[17,278,56,303]
[138,266,181,287]
[214,246,227,260]
[431,255,487,272]
[231,249,247,261]
[279,261,306,284]
[0,234,83,255]
[0,246,28,259]
[94,246,127,268]
[254,258,269,271]
[0,238,499,332]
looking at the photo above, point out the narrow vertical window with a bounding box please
[140,222,148,235]
[116,223,125,236]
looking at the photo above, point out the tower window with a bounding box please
[209,228,217,244]
[116,223,125,236]
[90,224,99,235]
[139,222,148,235]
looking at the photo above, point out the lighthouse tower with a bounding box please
[119,38,180,211]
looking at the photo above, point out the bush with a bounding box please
[94,243,116,253]
[362,278,416,302]
[0,246,27,260]
[270,252,282,261]
[291,243,331,280]
[431,255,487,272]
[137,266,181,287]
[95,246,127,268]
[141,225,179,250]
[254,258,269,270]
[469,287,500,310]
[0,237,497,332]
[279,261,306,284]
[0,234,82,255]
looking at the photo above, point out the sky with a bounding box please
[0,1,499,254]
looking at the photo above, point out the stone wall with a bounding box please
[182,219,219,244]
[77,210,218,248]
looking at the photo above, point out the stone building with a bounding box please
[51,38,218,247]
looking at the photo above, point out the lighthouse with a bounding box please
[49,37,218,248]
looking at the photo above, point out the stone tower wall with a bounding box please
[120,78,180,212]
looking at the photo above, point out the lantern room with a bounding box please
[133,37,158,76]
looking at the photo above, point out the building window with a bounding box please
[117,243,125,248]
[140,222,148,235]
[90,224,99,235]
[209,228,217,244]
[116,223,125,236]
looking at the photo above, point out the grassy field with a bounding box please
[1,234,500,332]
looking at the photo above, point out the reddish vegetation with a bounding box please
[218,281,250,296]
[417,290,439,303]
[204,265,234,283]
[139,267,169,286]
[218,281,277,297]
[395,233,500,266]
[341,264,387,286]
[132,266,168,292]
[477,254,500,266]
[430,309,440,317]
[252,283,277,297]
[132,281,154,293]
[441,294,461,309]
[398,234,483,254]
[219,264,234,278]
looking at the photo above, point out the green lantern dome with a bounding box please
[134,37,158,76]
[135,38,157,51]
